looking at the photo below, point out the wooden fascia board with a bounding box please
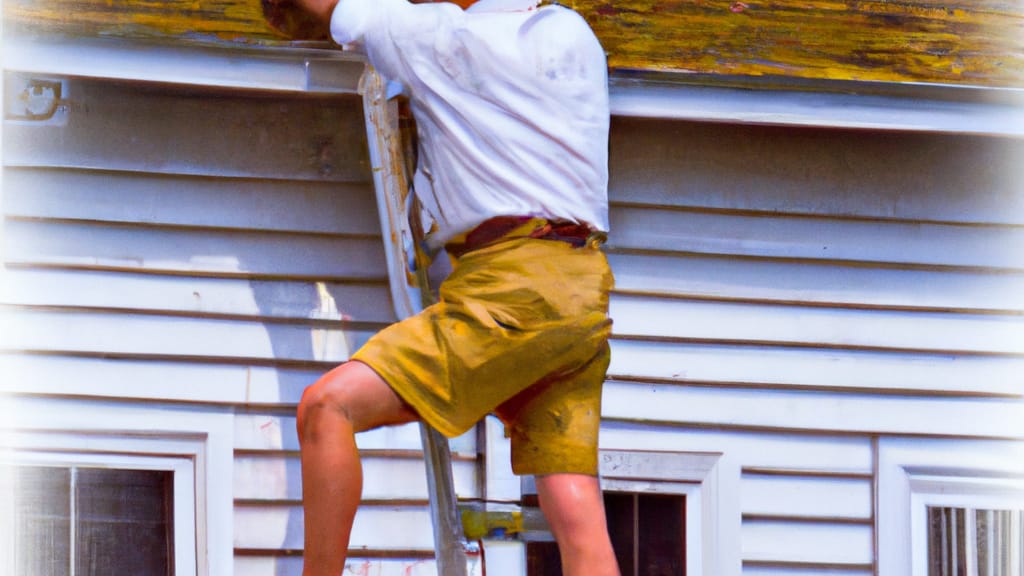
[4,0,1024,89]
[575,0,1024,88]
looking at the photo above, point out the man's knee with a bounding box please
[296,361,416,442]
[297,367,356,443]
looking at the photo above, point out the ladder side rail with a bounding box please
[359,65,469,576]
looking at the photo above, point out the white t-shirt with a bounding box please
[331,0,610,247]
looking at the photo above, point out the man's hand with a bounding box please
[262,0,338,40]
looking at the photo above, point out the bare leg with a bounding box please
[536,473,621,576]
[297,361,418,576]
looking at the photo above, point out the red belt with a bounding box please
[446,216,601,258]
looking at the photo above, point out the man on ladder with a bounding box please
[288,0,618,574]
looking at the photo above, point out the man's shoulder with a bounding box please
[521,5,601,49]
[518,5,604,67]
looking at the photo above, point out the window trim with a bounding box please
[2,397,233,576]
[10,450,196,575]
[908,469,1024,576]
[598,449,732,576]
[878,438,1024,576]
[509,448,737,576]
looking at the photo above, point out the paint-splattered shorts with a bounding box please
[351,227,613,476]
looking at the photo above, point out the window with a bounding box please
[526,491,686,576]
[606,492,686,576]
[522,449,732,576]
[12,465,175,575]
[878,438,1024,576]
[927,506,1023,576]
[1,396,235,576]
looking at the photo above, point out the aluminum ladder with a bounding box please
[359,66,470,576]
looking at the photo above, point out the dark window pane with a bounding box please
[928,507,947,576]
[75,468,173,576]
[526,541,562,576]
[527,491,686,576]
[637,493,685,576]
[604,492,636,575]
[929,506,1024,576]
[13,466,71,576]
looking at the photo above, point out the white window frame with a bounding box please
[9,446,198,575]
[909,471,1024,576]
[1,396,233,576]
[878,437,1024,576]
[484,446,738,576]
[598,449,727,576]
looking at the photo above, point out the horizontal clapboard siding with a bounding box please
[603,117,1024,572]
[608,252,1024,313]
[0,268,396,322]
[3,81,368,180]
[4,219,386,279]
[5,61,1023,576]
[234,557,446,576]
[2,168,380,234]
[0,75,474,573]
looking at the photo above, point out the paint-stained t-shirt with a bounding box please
[330,0,610,248]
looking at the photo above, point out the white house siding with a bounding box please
[1,75,478,576]
[5,65,1024,576]
[601,118,1024,574]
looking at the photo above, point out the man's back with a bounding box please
[332,0,610,246]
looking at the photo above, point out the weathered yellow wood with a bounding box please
[5,0,1024,88]
[572,0,1024,87]
[3,0,286,43]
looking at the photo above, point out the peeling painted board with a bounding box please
[3,168,379,236]
[602,380,1024,438]
[608,253,1024,313]
[609,206,1024,270]
[234,503,435,550]
[234,557,447,576]
[233,454,480,501]
[577,0,1024,87]
[599,424,874,475]
[2,0,286,43]
[6,0,1024,88]
[608,339,1024,397]
[234,416,478,456]
[1,309,376,364]
[609,118,1024,226]
[2,77,369,182]
[741,519,873,565]
[1,269,396,323]
[740,474,872,520]
[610,295,1024,356]
[3,220,386,280]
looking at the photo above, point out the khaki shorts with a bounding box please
[352,233,613,476]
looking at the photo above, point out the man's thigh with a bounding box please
[496,342,609,476]
[300,360,419,433]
